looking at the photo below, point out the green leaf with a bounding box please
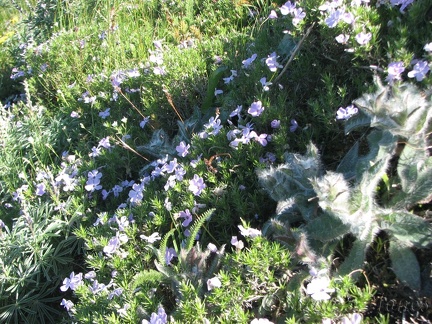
[344,110,371,134]
[380,212,432,248]
[336,141,359,179]
[389,239,421,291]
[305,213,349,242]
[338,239,369,277]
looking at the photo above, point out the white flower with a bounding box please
[306,276,335,301]
[207,277,222,291]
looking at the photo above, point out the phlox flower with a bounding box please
[242,53,257,69]
[248,100,265,117]
[84,271,97,280]
[306,276,335,301]
[265,52,283,72]
[390,0,414,13]
[140,116,150,128]
[99,108,110,119]
[228,105,241,119]
[292,8,306,26]
[128,183,144,204]
[153,66,166,75]
[89,280,108,295]
[251,319,274,324]
[117,304,130,318]
[268,10,278,19]
[165,247,177,265]
[260,77,272,91]
[70,111,79,118]
[255,133,269,146]
[85,170,103,192]
[336,105,358,120]
[207,243,218,253]
[214,89,223,96]
[60,272,83,292]
[355,32,372,45]
[176,141,190,157]
[98,136,111,149]
[140,232,161,243]
[280,1,296,15]
[189,174,206,196]
[207,277,222,291]
[386,61,405,84]
[178,209,193,227]
[231,236,244,250]
[108,287,123,300]
[89,146,101,158]
[271,119,280,128]
[35,183,46,196]
[341,313,362,324]
[407,60,430,81]
[60,299,74,311]
[290,119,298,132]
[424,42,432,52]
[142,306,168,324]
[238,225,261,238]
[103,232,128,255]
[112,184,123,197]
[335,34,350,44]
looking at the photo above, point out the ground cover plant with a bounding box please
[0,0,431,323]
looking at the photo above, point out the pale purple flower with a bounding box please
[179,209,193,227]
[231,236,244,250]
[255,133,268,146]
[101,189,110,200]
[128,183,144,204]
[230,105,243,118]
[176,141,190,157]
[70,111,80,118]
[271,119,281,128]
[355,32,372,45]
[306,276,335,301]
[325,9,343,28]
[189,174,206,196]
[85,170,103,192]
[153,66,166,75]
[268,10,278,19]
[260,77,272,91]
[60,272,83,291]
[336,105,358,120]
[140,116,150,128]
[165,247,177,265]
[292,8,306,26]
[98,136,111,149]
[142,306,168,324]
[342,12,355,24]
[248,100,265,117]
[99,108,111,119]
[89,146,101,158]
[140,232,161,243]
[112,184,123,197]
[390,0,414,13]
[242,53,257,68]
[341,313,362,324]
[89,280,108,295]
[207,277,222,291]
[60,299,74,311]
[385,61,405,84]
[290,119,298,132]
[36,183,46,196]
[108,287,123,300]
[214,89,223,96]
[117,304,130,318]
[265,52,283,72]
[84,271,97,280]
[238,225,261,238]
[280,1,296,15]
[335,34,350,44]
[103,232,128,255]
[407,60,430,81]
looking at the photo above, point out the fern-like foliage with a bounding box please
[259,79,432,292]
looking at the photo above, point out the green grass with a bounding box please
[1,0,432,323]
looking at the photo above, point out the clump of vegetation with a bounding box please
[1,0,431,323]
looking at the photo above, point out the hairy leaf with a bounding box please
[389,239,421,291]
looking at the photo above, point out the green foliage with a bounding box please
[260,79,432,292]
